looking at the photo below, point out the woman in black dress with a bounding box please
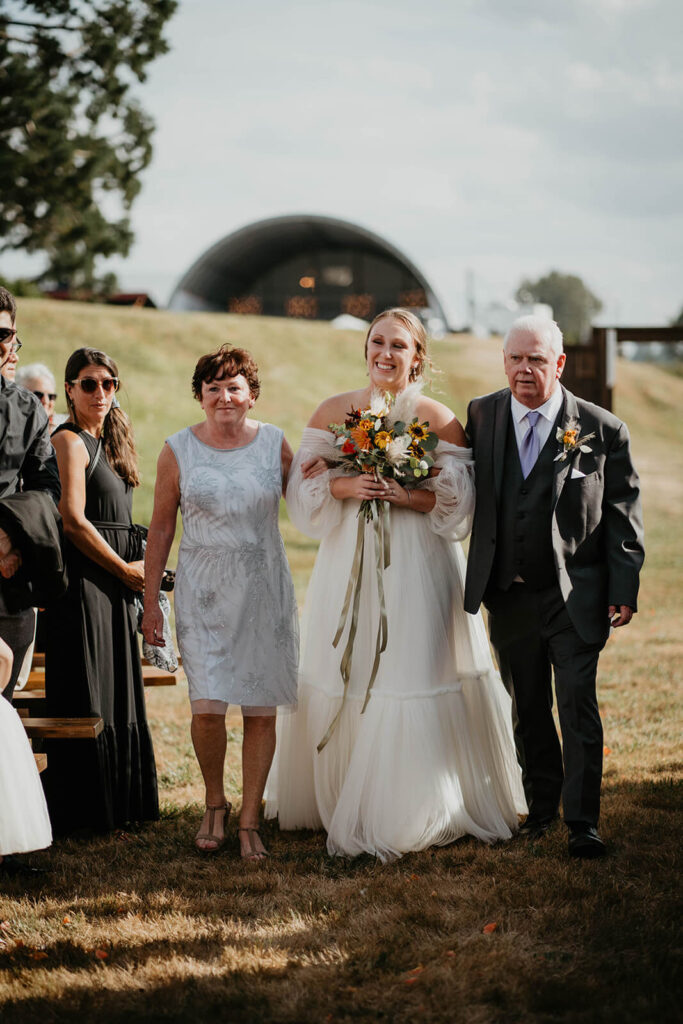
[43,348,158,834]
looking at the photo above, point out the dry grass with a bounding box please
[1,304,681,1022]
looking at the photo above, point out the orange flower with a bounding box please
[563,429,578,445]
[341,439,356,454]
[350,427,372,450]
[358,418,374,431]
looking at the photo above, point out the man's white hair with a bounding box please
[503,315,564,357]
[16,362,57,391]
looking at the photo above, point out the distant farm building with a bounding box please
[169,214,447,327]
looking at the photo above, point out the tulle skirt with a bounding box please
[0,696,52,856]
[265,503,526,862]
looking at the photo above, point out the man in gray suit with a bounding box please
[464,315,644,858]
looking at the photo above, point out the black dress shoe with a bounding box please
[568,825,606,859]
[518,813,558,839]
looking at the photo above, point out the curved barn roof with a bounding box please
[168,213,447,324]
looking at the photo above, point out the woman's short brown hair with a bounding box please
[192,345,260,401]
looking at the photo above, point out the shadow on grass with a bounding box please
[1,778,680,1023]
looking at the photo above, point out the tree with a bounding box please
[672,306,683,327]
[515,271,603,344]
[0,1,177,292]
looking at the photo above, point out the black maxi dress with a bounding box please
[42,425,159,834]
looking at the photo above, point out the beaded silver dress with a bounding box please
[167,424,298,711]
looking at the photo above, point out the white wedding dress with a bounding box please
[265,426,526,862]
[0,695,52,856]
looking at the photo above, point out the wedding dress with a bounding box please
[265,414,526,862]
[0,695,52,856]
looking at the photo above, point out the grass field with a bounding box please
[0,301,681,1022]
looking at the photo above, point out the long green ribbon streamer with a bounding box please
[317,502,391,752]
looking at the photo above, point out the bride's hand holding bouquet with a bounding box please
[328,391,439,521]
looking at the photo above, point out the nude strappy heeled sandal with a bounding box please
[237,826,269,861]
[195,801,231,853]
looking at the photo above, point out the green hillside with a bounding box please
[16,297,682,599]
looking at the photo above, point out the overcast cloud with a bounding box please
[5,0,683,325]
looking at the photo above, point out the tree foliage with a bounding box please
[0,0,177,291]
[515,270,603,343]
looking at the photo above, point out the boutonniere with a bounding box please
[554,425,596,462]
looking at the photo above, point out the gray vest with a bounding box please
[491,409,562,592]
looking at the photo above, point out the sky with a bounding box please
[5,0,683,326]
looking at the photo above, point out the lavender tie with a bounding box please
[519,410,541,478]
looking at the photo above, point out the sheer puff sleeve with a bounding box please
[421,441,475,541]
[285,428,345,540]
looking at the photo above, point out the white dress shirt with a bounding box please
[510,386,563,457]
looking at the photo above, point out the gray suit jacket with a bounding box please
[464,385,644,645]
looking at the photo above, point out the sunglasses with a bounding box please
[0,328,22,352]
[33,390,58,402]
[68,377,120,394]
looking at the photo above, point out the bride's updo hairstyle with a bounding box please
[192,344,261,401]
[64,347,139,488]
[364,308,432,383]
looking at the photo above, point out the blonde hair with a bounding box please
[364,308,432,382]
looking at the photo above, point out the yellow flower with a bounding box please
[408,422,429,442]
[563,429,578,446]
[374,431,393,449]
[358,418,374,431]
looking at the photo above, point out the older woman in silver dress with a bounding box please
[143,345,318,860]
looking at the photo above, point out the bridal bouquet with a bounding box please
[329,391,438,522]
[317,388,439,752]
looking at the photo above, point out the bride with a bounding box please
[265,308,526,861]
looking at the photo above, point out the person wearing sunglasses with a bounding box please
[11,363,69,694]
[41,347,159,835]
[0,330,20,382]
[0,287,61,702]
[16,363,68,434]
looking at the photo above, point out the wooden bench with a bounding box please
[24,669,45,691]
[25,662,176,688]
[22,717,104,739]
[141,665,178,686]
[13,688,45,704]
[34,753,47,773]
